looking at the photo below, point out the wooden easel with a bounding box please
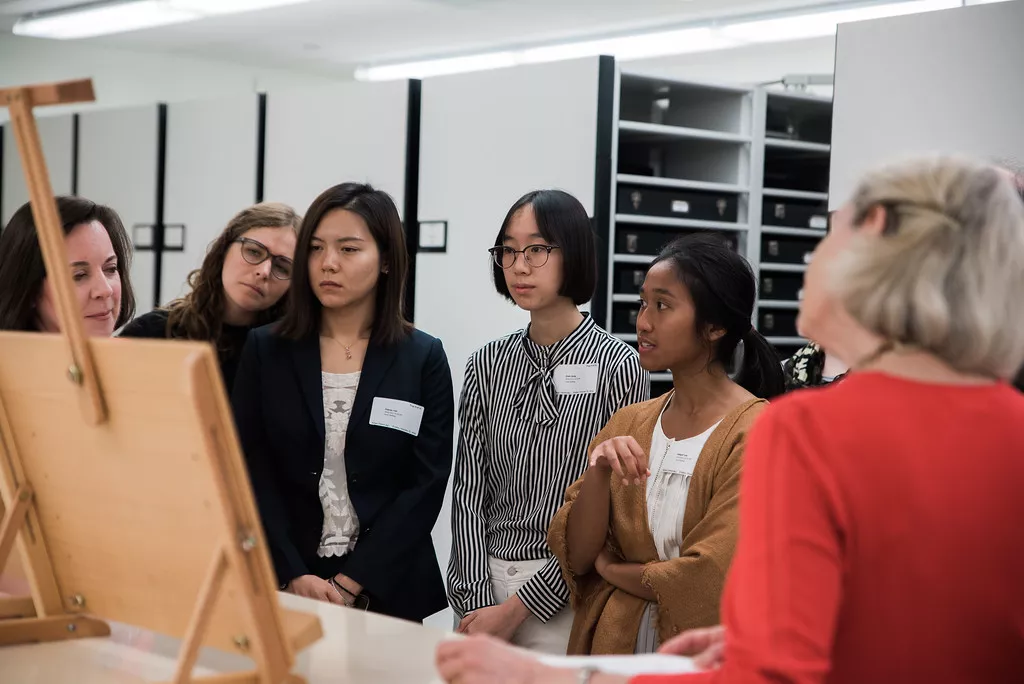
[0,80,322,683]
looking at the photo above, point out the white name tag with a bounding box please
[663,448,701,476]
[671,200,691,214]
[369,398,424,436]
[552,363,599,395]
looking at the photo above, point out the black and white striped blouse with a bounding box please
[447,314,650,622]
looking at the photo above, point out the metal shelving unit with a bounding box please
[600,69,833,395]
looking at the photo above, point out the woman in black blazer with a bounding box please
[232,183,454,623]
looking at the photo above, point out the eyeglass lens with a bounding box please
[240,239,293,280]
[493,245,552,269]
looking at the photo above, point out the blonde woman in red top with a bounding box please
[435,156,1024,684]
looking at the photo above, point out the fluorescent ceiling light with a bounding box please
[13,0,313,39]
[356,0,970,82]
[721,0,962,42]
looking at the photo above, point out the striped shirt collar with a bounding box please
[519,312,597,369]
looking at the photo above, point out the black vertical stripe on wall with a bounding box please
[591,55,616,330]
[402,79,422,323]
[0,125,5,227]
[71,113,80,196]
[256,93,267,203]
[153,103,168,308]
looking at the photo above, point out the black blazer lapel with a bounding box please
[291,335,325,443]
[350,340,400,430]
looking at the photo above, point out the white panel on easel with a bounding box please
[829,1,1024,209]
[263,81,408,216]
[161,95,258,306]
[2,114,74,225]
[77,106,159,314]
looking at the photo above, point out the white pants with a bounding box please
[487,556,574,655]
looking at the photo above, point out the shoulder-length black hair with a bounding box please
[652,233,785,399]
[277,183,411,345]
[0,196,137,332]
[492,189,598,306]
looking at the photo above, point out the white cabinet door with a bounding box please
[263,81,408,217]
[77,106,159,314]
[161,96,258,306]
[2,114,74,226]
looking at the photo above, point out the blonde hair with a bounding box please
[830,156,1024,380]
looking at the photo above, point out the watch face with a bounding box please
[354,593,371,611]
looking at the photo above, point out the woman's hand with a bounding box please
[456,596,530,641]
[285,574,348,606]
[588,436,649,486]
[658,625,727,670]
[594,548,617,579]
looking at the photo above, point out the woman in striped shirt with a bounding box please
[447,189,649,655]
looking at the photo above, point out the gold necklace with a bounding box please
[321,335,365,360]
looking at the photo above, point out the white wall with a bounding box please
[0,34,342,123]
[416,56,601,628]
[829,1,1024,206]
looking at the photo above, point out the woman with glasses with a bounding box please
[447,189,649,655]
[231,183,455,622]
[119,202,300,391]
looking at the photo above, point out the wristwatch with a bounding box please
[578,666,599,684]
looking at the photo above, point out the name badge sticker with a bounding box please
[662,448,700,476]
[552,363,600,395]
[369,398,424,436]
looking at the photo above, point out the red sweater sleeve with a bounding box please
[632,407,846,684]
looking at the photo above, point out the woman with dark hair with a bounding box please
[447,189,648,654]
[542,232,783,655]
[231,183,454,623]
[119,202,300,390]
[0,196,136,336]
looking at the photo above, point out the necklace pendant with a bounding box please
[345,347,353,360]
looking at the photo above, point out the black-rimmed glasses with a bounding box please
[235,237,293,280]
[489,244,559,269]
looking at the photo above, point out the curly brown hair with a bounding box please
[165,202,301,348]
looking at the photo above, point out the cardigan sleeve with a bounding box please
[631,406,845,684]
[547,413,626,605]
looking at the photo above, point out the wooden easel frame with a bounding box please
[0,80,321,683]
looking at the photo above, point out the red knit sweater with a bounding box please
[635,372,1024,684]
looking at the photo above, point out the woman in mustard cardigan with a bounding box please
[546,233,784,655]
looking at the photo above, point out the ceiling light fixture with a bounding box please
[12,0,314,40]
[354,0,965,82]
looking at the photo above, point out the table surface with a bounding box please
[0,592,452,683]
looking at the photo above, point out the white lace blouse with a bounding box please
[317,371,362,558]
[635,407,721,653]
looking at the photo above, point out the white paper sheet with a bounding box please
[538,653,699,676]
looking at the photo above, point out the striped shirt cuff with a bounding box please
[515,557,569,623]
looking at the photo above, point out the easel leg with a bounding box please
[0,483,32,571]
[171,546,229,684]
[0,614,110,645]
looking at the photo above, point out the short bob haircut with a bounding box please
[830,156,1024,380]
[0,196,137,332]
[276,183,411,346]
[492,189,598,306]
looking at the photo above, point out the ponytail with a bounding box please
[735,327,785,400]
